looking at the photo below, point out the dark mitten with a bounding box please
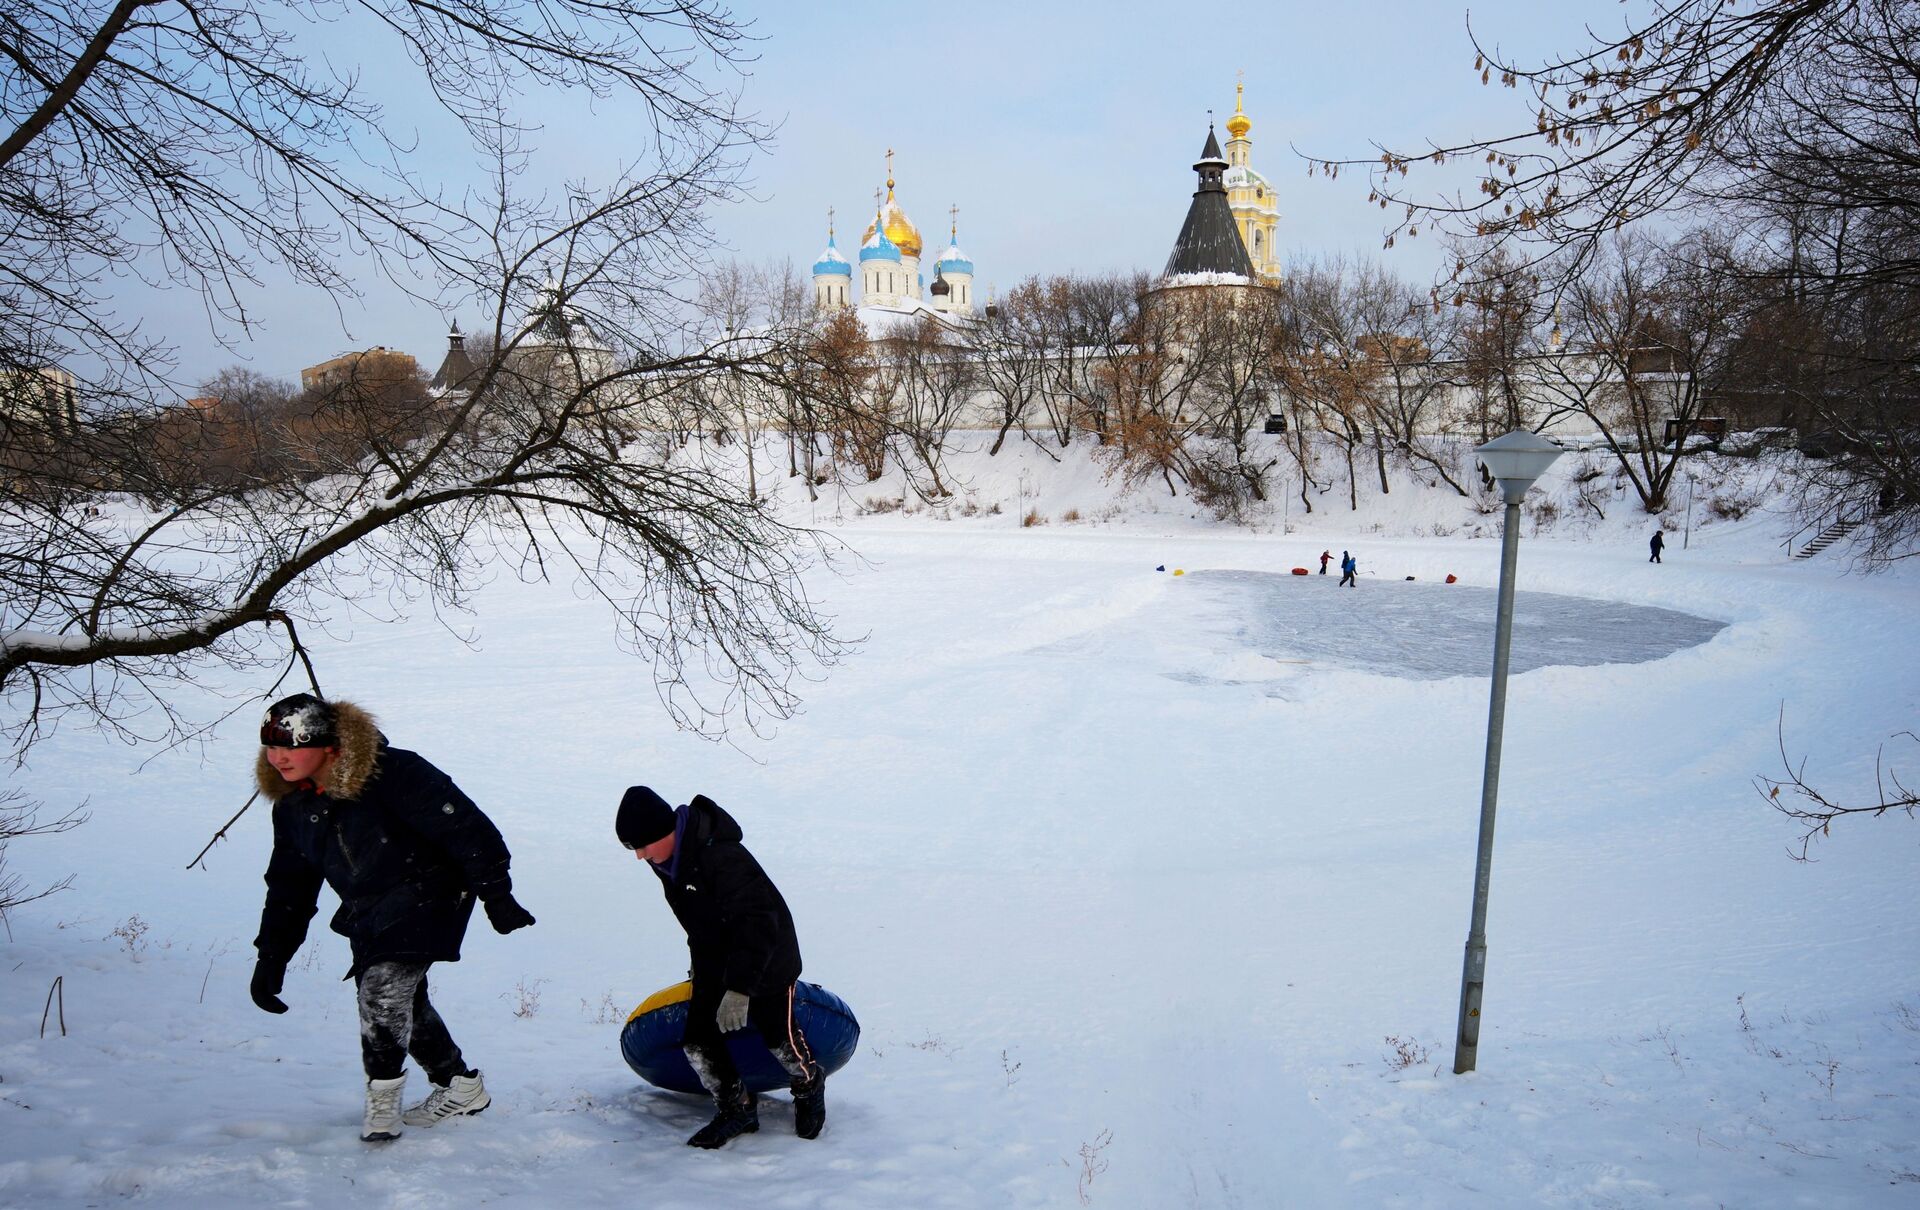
[250,957,289,1014]
[484,894,535,934]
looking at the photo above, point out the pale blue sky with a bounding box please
[138,0,1634,386]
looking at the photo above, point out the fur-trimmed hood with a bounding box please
[255,700,382,801]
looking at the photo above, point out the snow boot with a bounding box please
[403,1070,490,1127]
[791,1071,826,1140]
[687,1084,759,1149]
[770,1039,825,1140]
[361,1074,407,1141]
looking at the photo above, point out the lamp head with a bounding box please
[1476,429,1564,504]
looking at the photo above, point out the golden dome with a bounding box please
[864,189,922,257]
[863,151,922,257]
[1226,81,1251,139]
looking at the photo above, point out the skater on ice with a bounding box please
[617,785,826,1148]
[1339,550,1358,587]
[248,693,536,1142]
[1319,549,1332,574]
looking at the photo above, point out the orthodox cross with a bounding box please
[949,203,959,239]
[827,205,834,239]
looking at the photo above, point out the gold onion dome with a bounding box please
[863,168,922,257]
[1226,81,1251,139]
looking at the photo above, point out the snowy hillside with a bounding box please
[725,430,1795,556]
[2,435,1916,1208]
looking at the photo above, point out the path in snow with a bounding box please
[1181,570,1726,680]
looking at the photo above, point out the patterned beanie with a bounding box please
[260,693,337,749]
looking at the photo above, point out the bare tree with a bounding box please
[891,316,975,500]
[0,2,854,750]
[1276,261,1390,511]
[1314,0,1920,559]
[970,277,1058,457]
[1352,270,1472,496]
[1537,231,1743,511]
[1189,284,1285,508]
[1044,273,1150,449]
[1437,245,1565,444]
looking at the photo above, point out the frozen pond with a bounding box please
[1184,569,1726,680]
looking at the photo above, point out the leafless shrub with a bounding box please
[1073,1128,1113,1205]
[1022,509,1047,528]
[1706,489,1761,521]
[505,977,547,1019]
[109,914,150,955]
[1383,1035,1433,1071]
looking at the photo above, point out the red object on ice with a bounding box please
[1290,567,1310,576]
[1445,574,1458,584]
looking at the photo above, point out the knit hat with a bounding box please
[616,785,677,849]
[260,693,336,748]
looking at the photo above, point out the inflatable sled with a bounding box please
[619,981,861,1095]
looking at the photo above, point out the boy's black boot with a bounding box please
[791,1071,826,1140]
[688,1083,758,1149]
[771,1042,825,1140]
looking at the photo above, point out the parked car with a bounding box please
[1263,413,1287,434]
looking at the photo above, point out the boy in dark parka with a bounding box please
[617,785,824,1148]
[250,693,535,1141]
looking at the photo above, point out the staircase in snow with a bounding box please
[1793,517,1862,560]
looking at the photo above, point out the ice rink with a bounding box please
[1185,569,1727,680]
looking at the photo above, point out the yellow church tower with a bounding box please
[1222,79,1281,280]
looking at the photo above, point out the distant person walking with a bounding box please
[1338,551,1357,588]
[1649,531,1665,563]
[1319,550,1332,575]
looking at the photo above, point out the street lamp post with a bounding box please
[1453,429,1563,1075]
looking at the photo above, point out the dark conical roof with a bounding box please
[430,323,477,393]
[1164,126,1254,279]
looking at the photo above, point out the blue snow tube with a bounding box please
[619,980,861,1095]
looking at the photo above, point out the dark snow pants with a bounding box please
[1339,569,1356,587]
[681,980,820,1096]
[355,960,471,1083]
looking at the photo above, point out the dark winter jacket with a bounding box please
[253,701,513,976]
[650,794,803,996]
[1650,532,1665,551]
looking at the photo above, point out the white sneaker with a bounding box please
[362,1074,407,1141]
[402,1071,491,1127]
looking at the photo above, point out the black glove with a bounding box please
[250,958,289,1014]
[484,894,535,934]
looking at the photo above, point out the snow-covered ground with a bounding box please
[3,438,1917,1207]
